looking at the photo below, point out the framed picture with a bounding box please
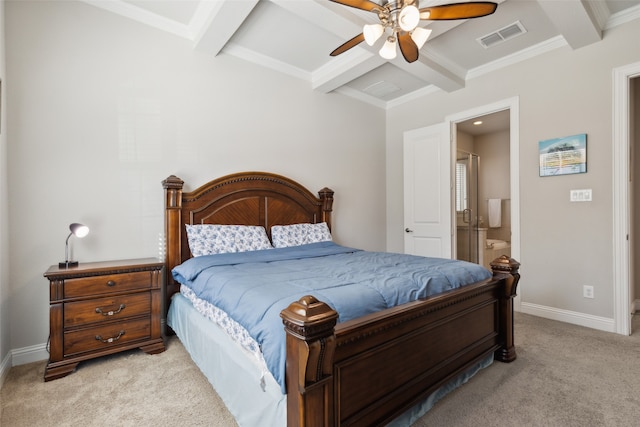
[539,133,587,177]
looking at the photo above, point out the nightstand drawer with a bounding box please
[64,293,151,327]
[64,318,151,357]
[64,271,151,298]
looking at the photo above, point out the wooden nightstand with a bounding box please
[44,258,165,381]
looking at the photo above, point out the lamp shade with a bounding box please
[398,5,420,32]
[363,23,385,46]
[411,27,432,49]
[70,223,90,238]
[379,36,397,60]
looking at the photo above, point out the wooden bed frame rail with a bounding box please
[162,172,520,427]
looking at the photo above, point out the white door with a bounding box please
[403,123,452,258]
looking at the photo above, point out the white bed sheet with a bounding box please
[167,292,287,427]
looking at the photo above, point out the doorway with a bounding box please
[613,62,640,336]
[450,106,516,272]
[446,98,520,308]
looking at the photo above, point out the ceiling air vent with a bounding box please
[362,81,401,97]
[477,21,527,49]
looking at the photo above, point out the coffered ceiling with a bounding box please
[83,0,640,109]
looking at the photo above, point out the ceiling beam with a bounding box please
[392,46,466,93]
[312,50,387,93]
[537,0,602,49]
[192,0,260,55]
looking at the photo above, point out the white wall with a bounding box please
[0,0,9,381]
[476,130,510,241]
[386,20,640,324]
[5,1,386,357]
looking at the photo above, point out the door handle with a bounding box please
[463,209,471,224]
[405,228,414,233]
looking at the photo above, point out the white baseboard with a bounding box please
[0,343,47,390]
[0,350,11,389]
[11,342,49,366]
[519,302,615,333]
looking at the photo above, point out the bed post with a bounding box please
[162,175,184,319]
[318,188,334,231]
[490,255,521,363]
[281,295,339,427]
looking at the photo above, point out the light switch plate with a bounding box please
[570,189,592,202]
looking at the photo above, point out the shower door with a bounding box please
[455,151,480,264]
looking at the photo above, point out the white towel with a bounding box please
[488,199,502,228]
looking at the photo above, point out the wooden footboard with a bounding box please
[281,256,520,427]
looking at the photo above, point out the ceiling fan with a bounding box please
[329,0,498,63]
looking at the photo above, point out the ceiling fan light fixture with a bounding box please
[363,23,385,46]
[411,26,432,49]
[398,5,420,32]
[379,35,397,60]
[329,0,499,63]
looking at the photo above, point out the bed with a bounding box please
[162,171,520,427]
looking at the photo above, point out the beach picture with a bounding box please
[539,133,587,177]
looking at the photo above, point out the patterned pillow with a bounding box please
[185,224,273,256]
[271,222,332,248]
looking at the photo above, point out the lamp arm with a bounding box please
[64,232,72,262]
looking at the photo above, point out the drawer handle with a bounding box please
[95,330,125,344]
[106,280,116,287]
[95,304,126,316]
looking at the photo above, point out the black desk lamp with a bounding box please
[59,223,90,268]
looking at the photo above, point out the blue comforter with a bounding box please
[172,241,492,392]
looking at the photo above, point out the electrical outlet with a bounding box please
[583,285,594,299]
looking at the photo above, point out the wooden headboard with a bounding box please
[162,171,334,312]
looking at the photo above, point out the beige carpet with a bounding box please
[414,313,640,426]
[2,313,640,426]
[0,337,237,426]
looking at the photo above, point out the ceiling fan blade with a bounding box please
[330,33,366,56]
[420,1,497,20]
[329,0,383,12]
[398,33,419,63]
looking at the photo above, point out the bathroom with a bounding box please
[455,111,511,270]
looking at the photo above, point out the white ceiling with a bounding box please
[83,0,640,111]
[457,109,510,136]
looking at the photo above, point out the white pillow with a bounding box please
[185,224,273,256]
[271,222,332,248]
